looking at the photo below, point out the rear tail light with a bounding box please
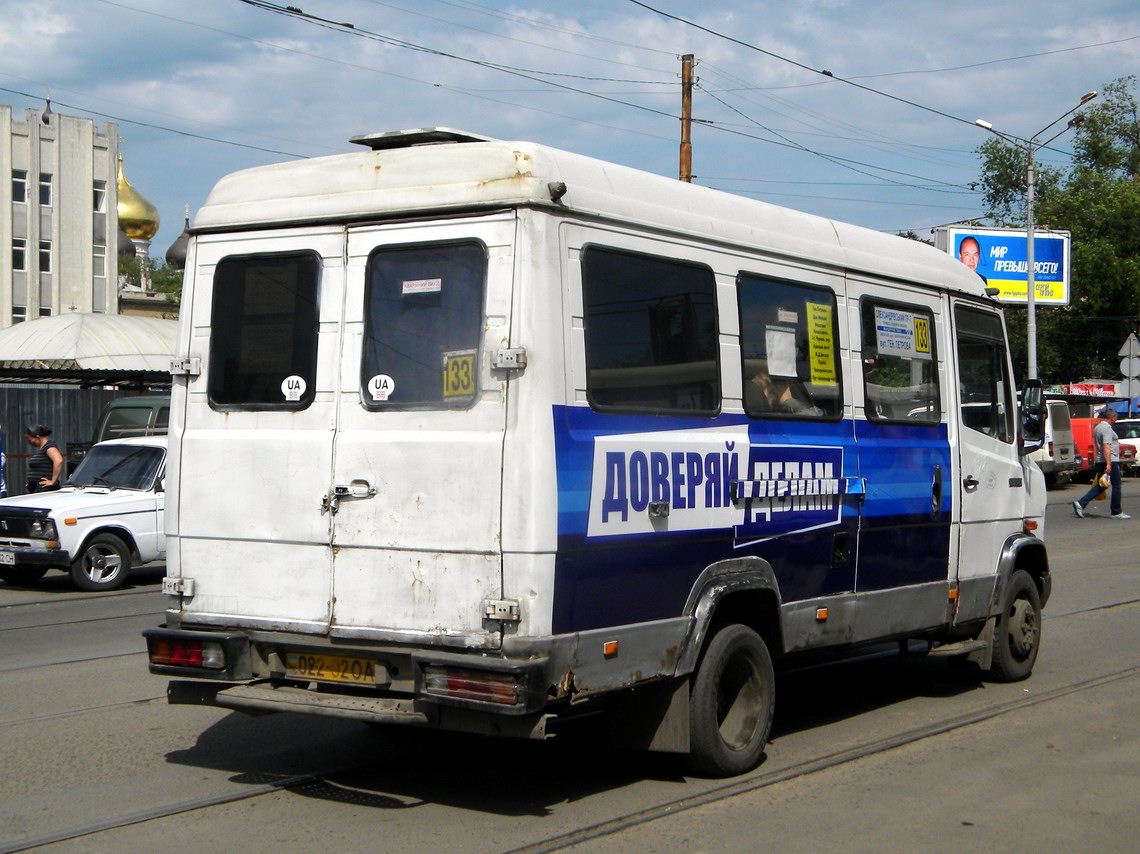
[147,636,225,669]
[421,665,523,706]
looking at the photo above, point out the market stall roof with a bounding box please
[0,313,176,388]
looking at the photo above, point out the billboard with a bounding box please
[935,226,1071,306]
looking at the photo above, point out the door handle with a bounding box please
[321,480,377,514]
[963,475,980,493]
[932,465,943,513]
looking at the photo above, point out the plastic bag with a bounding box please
[1094,472,1110,498]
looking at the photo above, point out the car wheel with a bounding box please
[70,533,132,592]
[685,623,775,777]
[987,569,1041,682]
[0,565,49,586]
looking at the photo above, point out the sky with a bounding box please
[1,0,1138,259]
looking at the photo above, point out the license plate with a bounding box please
[0,552,14,565]
[284,652,378,685]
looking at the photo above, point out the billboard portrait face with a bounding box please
[957,236,982,273]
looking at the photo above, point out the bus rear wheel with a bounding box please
[685,623,774,777]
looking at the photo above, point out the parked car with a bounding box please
[1114,418,1140,476]
[1028,400,1080,488]
[1070,416,1136,482]
[0,437,165,591]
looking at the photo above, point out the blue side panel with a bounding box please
[854,420,953,591]
[551,406,863,634]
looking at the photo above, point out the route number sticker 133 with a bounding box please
[442,350,477,399]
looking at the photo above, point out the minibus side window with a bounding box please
[739,276,842,419]
[955,306,1014,443]
[361,241,485,410]
[860,300,940,424]
[208,252,320,411]
[581,247,719,415]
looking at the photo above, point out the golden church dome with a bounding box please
[117,156,160,240]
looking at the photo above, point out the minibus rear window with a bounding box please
[582,247,719,415]
[208,252,320,411]
[361,241,486,410]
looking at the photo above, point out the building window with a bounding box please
[94,244,107,277]
[39,240,52,273]
[94,181,107,212]
[12,306,26,324]
[39,307,52,318]
[13,238,26,271]
[39,173,53,207]
[12,170,27,203]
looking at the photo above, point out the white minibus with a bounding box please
[146,128,1049,776]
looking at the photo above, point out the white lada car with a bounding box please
[0,437,165,591]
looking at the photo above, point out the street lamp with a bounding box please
[975,90,1098,380]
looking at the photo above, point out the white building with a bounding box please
[1,105,131,326]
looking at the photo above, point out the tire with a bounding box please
[987,569,1042,682]
[0,565,49,586]
[70,533,132,592]
[685,623,775,777]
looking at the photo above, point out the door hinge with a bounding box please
[484,598,521,622]
[162,576,195,597]
[170,357,202,377]
[493,347,527,371]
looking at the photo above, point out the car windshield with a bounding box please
[68,444,165,490]
[1115,421,1140,439]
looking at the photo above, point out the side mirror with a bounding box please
[1020,379,1046,455]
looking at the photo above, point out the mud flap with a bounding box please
[966,616,996,670]
[604,677,690,754]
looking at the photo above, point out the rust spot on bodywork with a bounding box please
[476,150,534,190]
[549,669,578,701]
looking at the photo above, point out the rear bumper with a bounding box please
[143,627,550,718]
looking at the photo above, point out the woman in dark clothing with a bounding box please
[24,424,63,492]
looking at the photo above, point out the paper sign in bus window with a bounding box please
[873,307,932,360]
[806,302,837,386]
[402,277,442,296]
[765,326,797,377]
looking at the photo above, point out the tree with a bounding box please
[974,76,1140,383]
[118,254,182,314]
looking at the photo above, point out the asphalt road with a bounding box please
[1,479,1137,854]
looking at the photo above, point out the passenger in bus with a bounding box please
[750,373,821,416]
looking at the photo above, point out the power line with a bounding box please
[626,0,979,128]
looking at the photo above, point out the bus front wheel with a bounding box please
[988,569,1041,682]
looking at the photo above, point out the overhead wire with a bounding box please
[626,0,987,128]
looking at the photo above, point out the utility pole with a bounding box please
[680,54,694,182]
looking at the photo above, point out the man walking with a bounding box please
[1074,408,1130,519]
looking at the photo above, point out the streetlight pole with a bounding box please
[976,91,1097,380]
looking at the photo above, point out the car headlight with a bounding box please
[29,519,58,539]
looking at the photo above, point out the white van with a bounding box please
[1029,399,1079,487]
[145,129,1050,776]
